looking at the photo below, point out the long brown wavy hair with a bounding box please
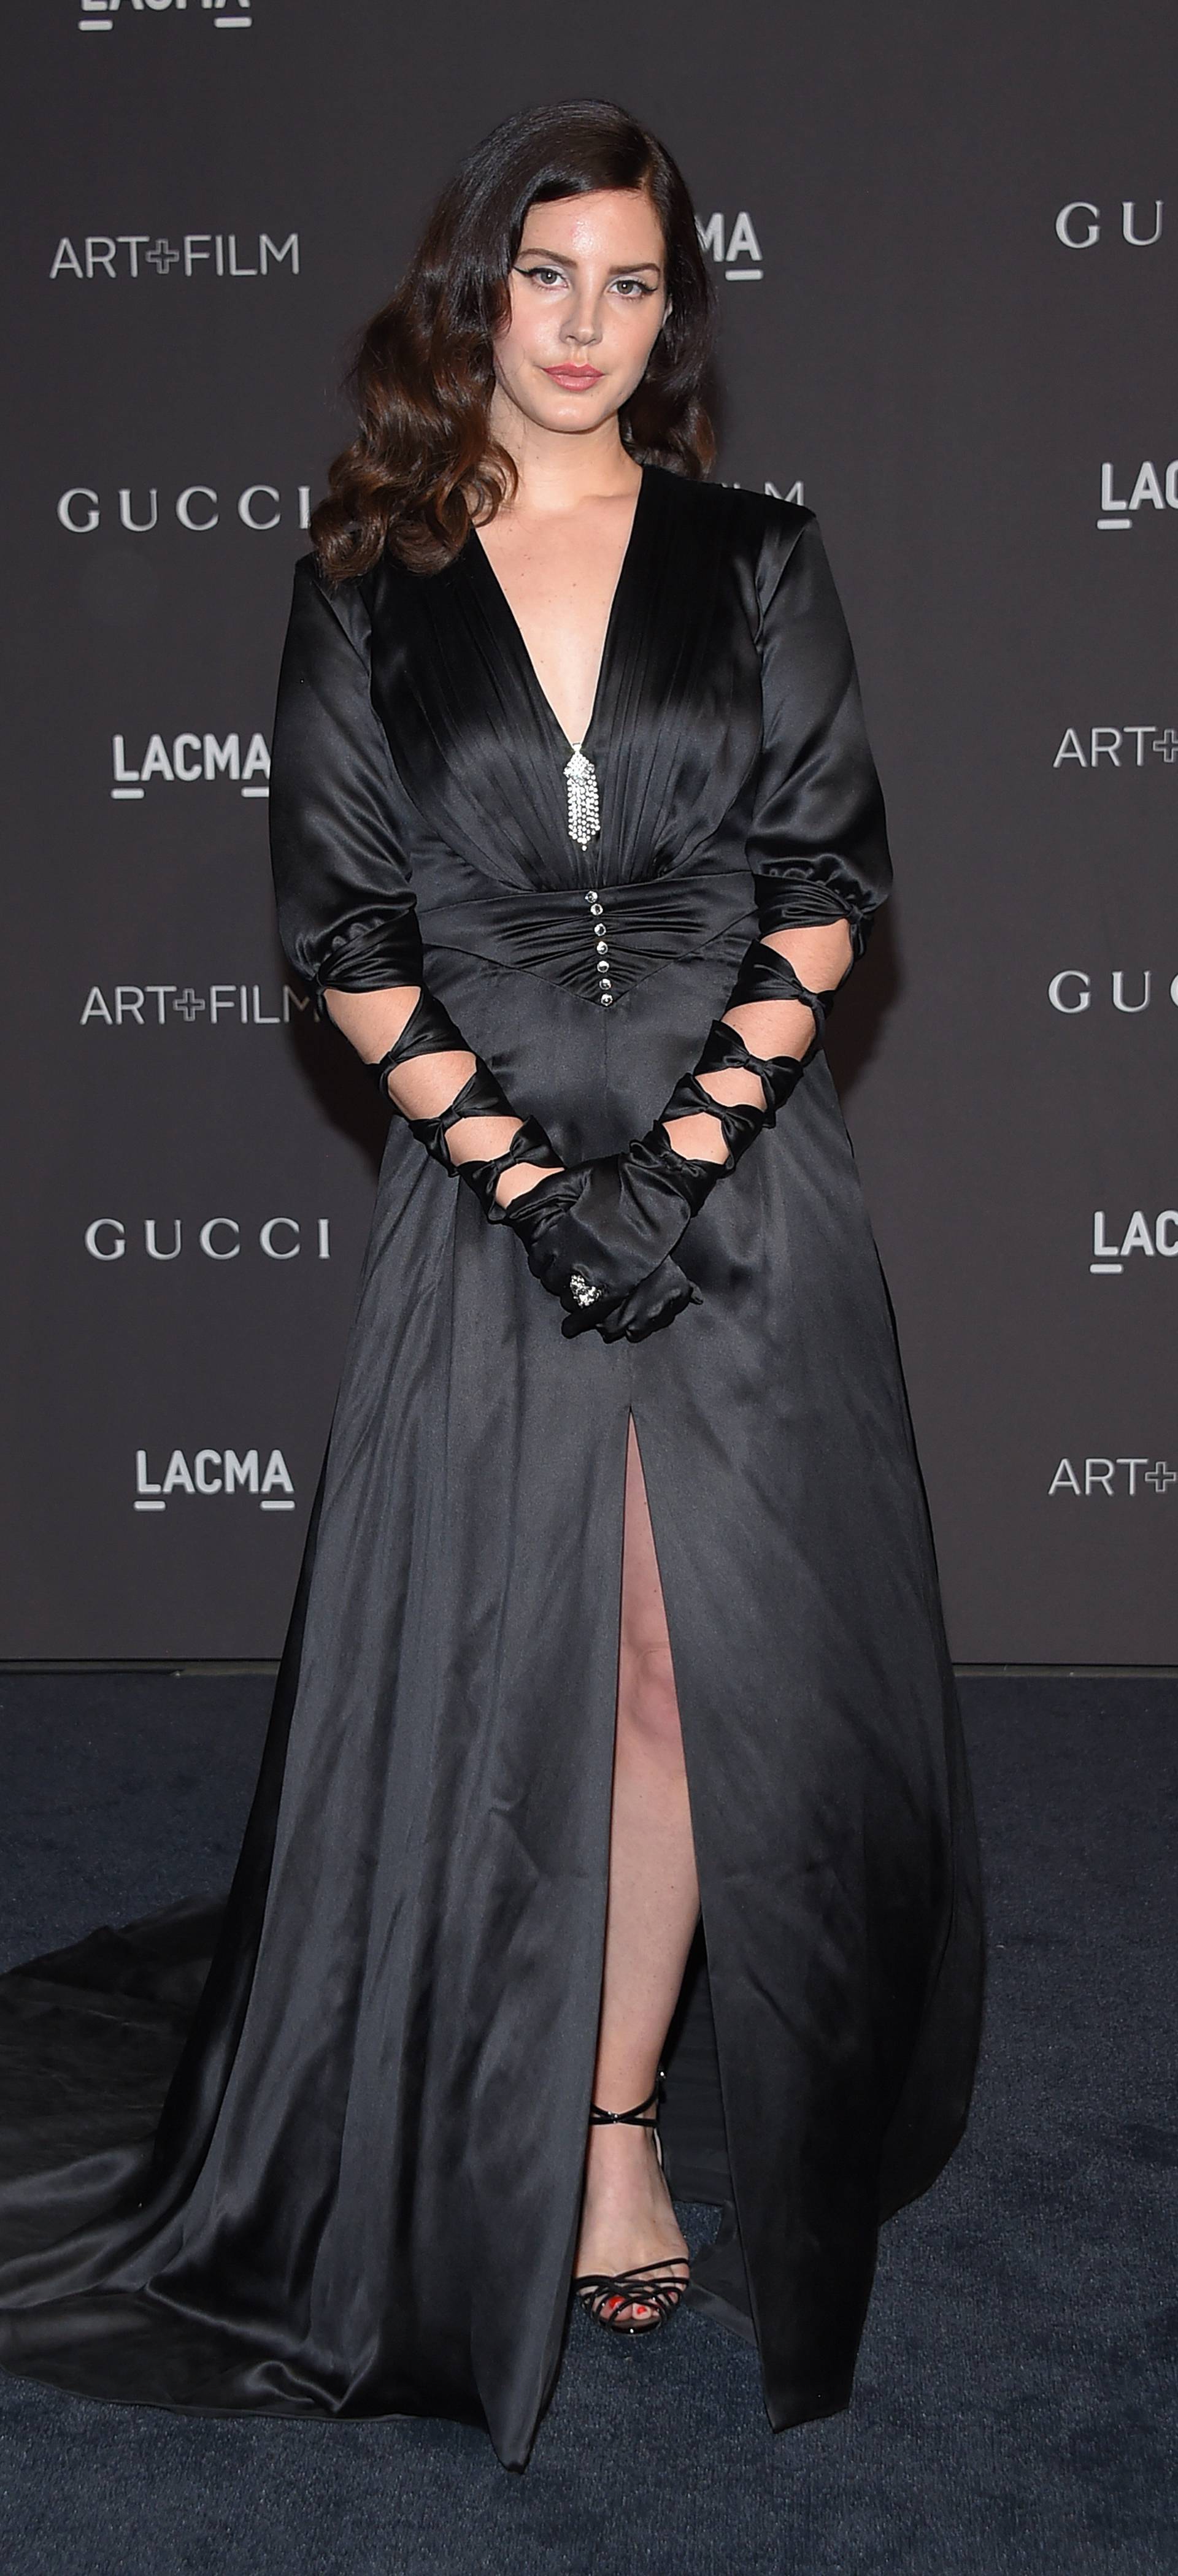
[310,99,717,583]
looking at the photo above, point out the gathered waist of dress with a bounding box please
[415,864,756,1010]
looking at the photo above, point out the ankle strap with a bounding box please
[588,2073,663,2128]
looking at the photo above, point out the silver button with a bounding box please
[599,992,614,1007]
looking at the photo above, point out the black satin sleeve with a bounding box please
[269,556,425,1005]
[747,512,892,958]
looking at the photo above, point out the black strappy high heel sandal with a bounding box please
[571,2073,690,2334]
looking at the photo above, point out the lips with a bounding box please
[544,366,604,388]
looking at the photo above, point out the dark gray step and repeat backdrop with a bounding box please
[3,1,1174,1661]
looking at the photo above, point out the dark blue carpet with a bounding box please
[0,1672,1174,2576]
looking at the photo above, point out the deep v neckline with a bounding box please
[466,463,650,756]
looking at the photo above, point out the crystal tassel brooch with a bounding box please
[563,743,600,849]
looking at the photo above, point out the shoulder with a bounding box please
[645,466,817,601]
[289,551,379,664]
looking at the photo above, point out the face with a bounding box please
[491,188,669,440]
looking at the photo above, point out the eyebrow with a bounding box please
[517,250,663,275]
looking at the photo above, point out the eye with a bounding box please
[517,265,567,288]
[611,278,656,299]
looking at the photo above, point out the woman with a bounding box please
[0,99,983,2468]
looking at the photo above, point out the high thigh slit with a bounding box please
[0,463,984,2466]
[599,1415,700,2072]
[570,1407,695,2328]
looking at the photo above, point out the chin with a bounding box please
[531,391,617,433]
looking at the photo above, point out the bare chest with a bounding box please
[473,495,638,747]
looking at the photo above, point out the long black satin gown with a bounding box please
[0,465,984,2468]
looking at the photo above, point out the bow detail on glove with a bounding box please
[369,946,838,1346]
[370,991,563,1215]
[507,943,838,1341]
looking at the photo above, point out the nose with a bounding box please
[562,289,603,350]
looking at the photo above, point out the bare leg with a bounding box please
[573,1416,699,2321]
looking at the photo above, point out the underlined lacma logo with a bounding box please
[110,730,270,799]
[79,1,253,33]
[1096,459,1178,532]
[696,213,763,282]
[1090,1209,1178,1275]
[134,1447,294,1512]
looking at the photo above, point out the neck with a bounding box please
[486,391,641,516]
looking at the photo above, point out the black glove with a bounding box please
[510,943,837,1339]
[369,991,690,1342]
[591,1257,702,1344]
[370,989,563,1211]
[506,1149,710,1337]
[505,1159,703,1341]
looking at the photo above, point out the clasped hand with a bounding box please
[504,1144,713,1343]
[469,1011,806,1341]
